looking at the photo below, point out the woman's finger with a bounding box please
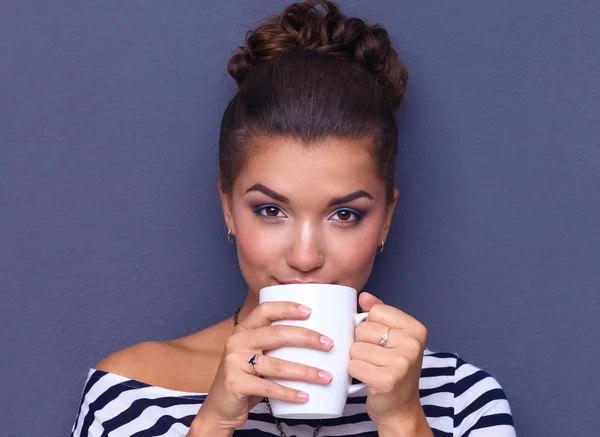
[356,320,396,347]
[349,341,397,367]
[366,305,428,343]
[237,371,312,404]
[237,301,312,330]
[243,353,333,385]
[234,324,334,352]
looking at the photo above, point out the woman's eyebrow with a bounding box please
[244,184,374,206]
[245,184,289,203]
[327,190,374,207]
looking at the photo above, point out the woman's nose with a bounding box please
[285,221,325,273]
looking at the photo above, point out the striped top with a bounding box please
[71,349,516,437]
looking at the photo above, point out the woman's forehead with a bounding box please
[244,136,377,174]
[234,136,385,201]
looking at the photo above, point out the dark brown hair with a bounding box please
[218,0,408,202]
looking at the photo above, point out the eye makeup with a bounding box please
[251,204,368,227]
[329,207,367,227]
[252,204,287,223]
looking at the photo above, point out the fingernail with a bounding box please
[297,391,310,401]
[320,336,334,348]
[298,305,312,315]
[318,370,332,381]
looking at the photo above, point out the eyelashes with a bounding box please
[252,204,366,226]
[252,204,286,221]
[330,208,365,225]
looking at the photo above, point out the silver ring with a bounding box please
[248,353,260,376]
[378,327,391,347]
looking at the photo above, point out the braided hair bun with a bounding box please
[227,0,407,109]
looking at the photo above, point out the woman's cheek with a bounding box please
[342,246,377,289]
[236,222,286,288]
[328,223,380,287]
[239,231,280,265]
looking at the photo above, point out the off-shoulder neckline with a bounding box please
[87,348,443,399]
[88,368,209,398]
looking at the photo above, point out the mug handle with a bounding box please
[347,312,369,395]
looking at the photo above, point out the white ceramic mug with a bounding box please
[258,283,368,419]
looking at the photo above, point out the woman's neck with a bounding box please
[234,288,259,326]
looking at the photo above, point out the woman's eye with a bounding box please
[262,206,282,217]
[330,208,364,224]
[254,204,286,219]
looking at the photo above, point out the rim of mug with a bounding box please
[259,283,357,294]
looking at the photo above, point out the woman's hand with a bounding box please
[189,302,334,436]
[349,292,431,435]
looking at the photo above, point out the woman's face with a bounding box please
[220,135,398,294]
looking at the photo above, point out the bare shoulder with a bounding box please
[95,341,184,382]
[94,322,230,392]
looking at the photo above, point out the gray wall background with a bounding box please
[1,1,599,436]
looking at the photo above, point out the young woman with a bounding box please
[72,2,516,436]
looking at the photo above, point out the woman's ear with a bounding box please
[218,181,235,234]
[380,188,399,243]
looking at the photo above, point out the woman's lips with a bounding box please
[277,280,325,285]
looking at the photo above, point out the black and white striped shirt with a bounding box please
[71,349,516,436]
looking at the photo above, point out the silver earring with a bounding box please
[227,229,236,244]
[377,240,385,253]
